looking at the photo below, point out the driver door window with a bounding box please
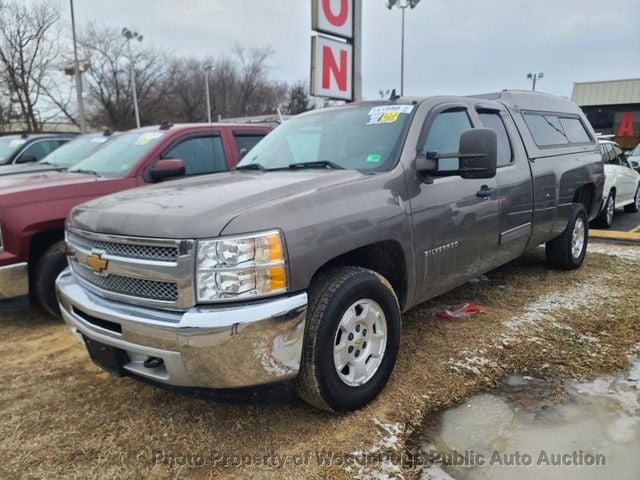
[423,110,473,171]
[163,135,227,175]
[18,140,60,162]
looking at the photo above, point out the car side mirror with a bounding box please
[17,154,37,164]
[458,128,498,179]
[149,159,186,182]
[416,128,498,180]
[239,148,248,159]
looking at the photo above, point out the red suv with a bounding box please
[0,123,271,315]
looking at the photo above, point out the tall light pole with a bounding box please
[527,72,544,91]
[69,0,86,133]
[386,0,421,96]
[203,64,213,123]
[122,28,143,128]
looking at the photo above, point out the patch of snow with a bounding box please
[589,242,640,261]
[351,419,405,480]
[448,348,497,376]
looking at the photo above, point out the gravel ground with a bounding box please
[0,242,638,480]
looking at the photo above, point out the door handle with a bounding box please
[476,185,496,198]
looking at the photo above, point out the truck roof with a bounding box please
[129,122,272,134]
[469,90,584,116]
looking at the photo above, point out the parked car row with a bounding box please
[0,122,272,315]
[1,91,604,413]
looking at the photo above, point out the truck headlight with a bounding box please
[196,230,288,302]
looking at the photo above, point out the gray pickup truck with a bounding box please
[56,91,604,412]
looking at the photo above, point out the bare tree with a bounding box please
[78,23,168,130]
[0,0,61,131]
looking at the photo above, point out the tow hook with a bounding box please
[143,357,164,369]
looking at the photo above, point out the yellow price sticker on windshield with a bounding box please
[380,111,400,123]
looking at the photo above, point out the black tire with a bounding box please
[32,241,67,318]
[592,191,615,229]
[296,267,401,413]
[545,204,589,271]
[623,185,640,213]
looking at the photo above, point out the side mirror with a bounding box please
[458,128,497,179]
[416,128,498,180]
[17,154,37,164]
[239,148,248,159]
[149,159,186,182]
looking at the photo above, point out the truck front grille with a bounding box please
[73,265,179,302]
[66,227,194,309]
[67,230,179,262]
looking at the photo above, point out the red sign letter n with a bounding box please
[322,46,348,92]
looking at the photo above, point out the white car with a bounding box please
[628,144,640,173]
[593,140,640,228]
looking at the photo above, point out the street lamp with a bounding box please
[527,72,544,91]
[122,27,143,128]
[69,0,87,133]
[203,64,213,123]
[386,0,421,96]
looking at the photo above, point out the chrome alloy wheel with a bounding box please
[572,217,586,259]
[333,299,387,387]
[606,195,615,225]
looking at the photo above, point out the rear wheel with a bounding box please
[624,185,640,213]
[296,267,401,413]
[32,241,67,318]
[546,204,588,270]
[592,191,615,229]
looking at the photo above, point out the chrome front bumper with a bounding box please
[0,262,29,299]
[56,270,308,389]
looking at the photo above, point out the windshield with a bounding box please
[632,144,640,156]
[0,136,27,164]
[69,131,165,177]
[237,104,414,172]
[41,135,110,166]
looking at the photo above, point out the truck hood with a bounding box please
[0,170,119,207]
[70,170,368,238]
[0,162,64,178]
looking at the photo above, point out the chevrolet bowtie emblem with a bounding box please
[86,252,108,274]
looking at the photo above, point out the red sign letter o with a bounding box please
[322,0,349,27]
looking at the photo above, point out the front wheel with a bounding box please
[545,204,588,270]
[32,241,67,318]
[592,191,615,229]
[623,185,640,213]
[296,267,401,413]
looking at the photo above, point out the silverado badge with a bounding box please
[86,252,108,274]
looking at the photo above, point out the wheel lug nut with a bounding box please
[355,350,360,358]
[348,333,354,341]
[363,342,367,348]
[348,346,354,353]
[355,325,360,332]
[362,329,367,337]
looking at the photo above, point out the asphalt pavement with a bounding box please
[610,208,640,232]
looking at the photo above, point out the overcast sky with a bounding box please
[71,0,639,100]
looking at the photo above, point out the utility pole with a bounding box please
[204,64,213,123]
[69,0,86,133]
[122,28,143,128]
[353,0,363,102]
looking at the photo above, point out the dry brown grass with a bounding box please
[0,244,638,479]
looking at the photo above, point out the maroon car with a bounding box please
[0,123,271,315]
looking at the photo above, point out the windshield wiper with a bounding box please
[288,160,344,170]
[71,168,100,176]
[236,163,268,172]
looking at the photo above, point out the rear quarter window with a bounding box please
[523,112,592,147]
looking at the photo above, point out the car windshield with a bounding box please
[632,145,640,156]
[69,131,165,177]
[0,136,27,164]
[236,104,414,172]
[41,134,111,166]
